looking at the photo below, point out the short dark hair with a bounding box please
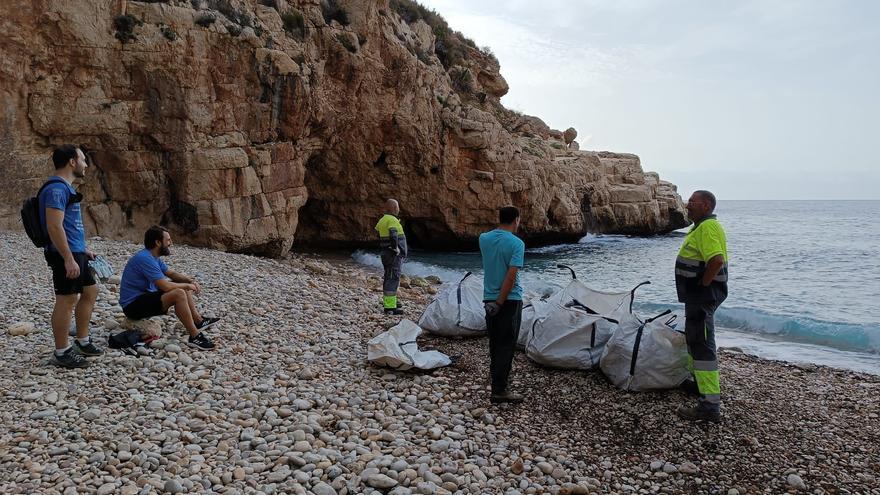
[499,206,520,225]
[144,225,169,249]
[52,145,79,170]
[694,190,717,212]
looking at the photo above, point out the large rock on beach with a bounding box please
[0,0,687,255]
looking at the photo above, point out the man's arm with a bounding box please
[495,266,519,305]
[166,269,201,293]
[45,208,79,279]
[701,255,725,286]
[389,227,400,255]
[155,278,199,294]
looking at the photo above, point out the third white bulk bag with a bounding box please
[600,311,690,391]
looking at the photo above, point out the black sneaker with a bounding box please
[196,317,221,331]
[383,308,404,315]
[54,348,89,369]
[74,339,105,357]
[188,332,215,351]
[676,404,721,423]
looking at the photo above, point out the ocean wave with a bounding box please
[638,302,880,355]
[351,250,466,282]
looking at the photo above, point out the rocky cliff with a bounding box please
[0,0,688,255]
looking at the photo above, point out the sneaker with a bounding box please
[188,332,215,351]
[490,391,525,404]
[74,339,105,357]
[675,404,721,423]
[54,348,89,369]
[383,308,404,315]
[196,317,221,331]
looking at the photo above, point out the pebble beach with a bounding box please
[1,231,878,495]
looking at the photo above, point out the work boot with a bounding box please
[383,307,404,315]
[490,391,525,404]
[676,404,721,423]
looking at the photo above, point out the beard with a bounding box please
[73,167,86,178]
[160,245,171,256]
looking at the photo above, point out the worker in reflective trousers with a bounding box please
[375,199,407,315]
[675,190,729,422]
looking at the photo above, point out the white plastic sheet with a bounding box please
[419,272,487,337]
[600,311,690,391]
[368,319,451,370]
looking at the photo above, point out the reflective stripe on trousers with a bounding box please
[685,301,721,408]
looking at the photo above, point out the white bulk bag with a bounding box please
[368,319,452,370]
[419,272,487,337]
[600,311,690,391]
[525,278,637,369]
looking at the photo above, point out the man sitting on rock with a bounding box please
[119,226,218,350]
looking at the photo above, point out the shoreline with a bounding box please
[1,231,878,494]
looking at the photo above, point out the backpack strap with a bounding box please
[37,177,73,206]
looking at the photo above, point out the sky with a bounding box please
[417,0,880,200]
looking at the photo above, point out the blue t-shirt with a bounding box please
[479,229,525,301]
[119,249,169,308]
[38,178,86,253]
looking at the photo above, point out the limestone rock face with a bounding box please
[0,0,687,254]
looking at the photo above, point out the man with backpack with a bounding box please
[38,145,103,368]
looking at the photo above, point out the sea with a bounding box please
[353,200,880,375]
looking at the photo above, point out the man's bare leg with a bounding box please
[185,290,202,325]
[52,294,78,350]
[161,289,199,337]
[74,285,98,339]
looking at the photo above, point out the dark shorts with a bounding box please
[45,251,96,295]
[122,291,167,320]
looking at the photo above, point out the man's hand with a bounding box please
[186,283,201,294]
[85,249,97,260]
[484,301,501,317]
[393,247,400,256]
[64,256,80,279]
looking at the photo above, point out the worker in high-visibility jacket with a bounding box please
[375,199,407,315]
[675,190,728,423]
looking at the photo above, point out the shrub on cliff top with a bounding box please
[390,0,484,70]
[321,0,350,26]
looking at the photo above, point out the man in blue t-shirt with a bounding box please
[479,206,526,404]
[119,226,219,350]
[40,145,103,368]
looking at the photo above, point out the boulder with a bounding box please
[8,322,35,336]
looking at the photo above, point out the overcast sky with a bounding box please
[418,0,879,200]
